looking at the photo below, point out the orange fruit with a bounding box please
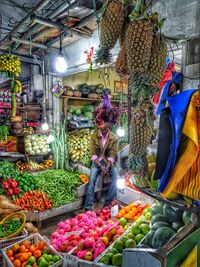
[19,253,29,263]
[22,241,30,248]
[13,259,21,267]
[10,256,15,262]
[19,245,26,253]
[38,241,45,250]
[7,250,13,257]
[33,249,42,259]
[29,245,36,253]
[12,244,20,253]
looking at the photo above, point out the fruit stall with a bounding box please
[0,0,200,266]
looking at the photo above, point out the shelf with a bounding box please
[133,183,200,213]
[62,96,126,103]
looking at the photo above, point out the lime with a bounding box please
[131,225,140,235]
[125,239,136,248]
[135,233,145,244]
[53,255,60,263]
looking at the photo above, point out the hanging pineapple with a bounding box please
[125,19,154,75]
[128,105,154,176]
[148,33,167,88]
[115,43,129,77]
[95,0,125,65]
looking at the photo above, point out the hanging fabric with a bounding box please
[161,91,200,200]
[154,89,197,193]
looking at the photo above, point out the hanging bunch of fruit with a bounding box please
[0,54,21,77]
[96,0,167,182]
[0,54,22,124]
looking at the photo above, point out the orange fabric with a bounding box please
[161,92,200,200]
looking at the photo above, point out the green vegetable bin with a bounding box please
[167,227,200,267]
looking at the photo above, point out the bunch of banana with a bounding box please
[29,160,42,171]
[0,54,21,77]
[11,80,22,93]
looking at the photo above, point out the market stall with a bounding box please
[0,0,200,266]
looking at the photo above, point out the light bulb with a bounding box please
[47,134,54,143]
[41,122,49,131]
[116,127,125,137]
[116,179,125,189]
[55,55,67,73]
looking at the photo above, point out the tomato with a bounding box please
[27,252,32,257]
[13,259,21,267]
[19,245,26,253]
[33,249,42,259]
[7,249,13,257]
[38,241,45,250]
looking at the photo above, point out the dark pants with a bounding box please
[84,161,118,210]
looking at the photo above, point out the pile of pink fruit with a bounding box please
[50,203,128,261]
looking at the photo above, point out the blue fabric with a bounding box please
[158,89,197,192]
[156,72,182,116]
[84,161,118,210]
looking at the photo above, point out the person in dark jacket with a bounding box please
[84,121,119,210]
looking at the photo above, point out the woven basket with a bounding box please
[0,212,26,240]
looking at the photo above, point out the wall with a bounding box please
[62,67,123,94]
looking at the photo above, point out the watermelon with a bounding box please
[152,227,176,249]
[144,230,155,247]
[151,214,169,225]
[152,222,170,231]
[151,203,164,215]
[172,221,184,231]
[182,210,191,225]
[163,204,183,222]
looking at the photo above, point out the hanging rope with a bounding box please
[29,33,32,56]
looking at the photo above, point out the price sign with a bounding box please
[63,254,78,267]
[111,205,119,217]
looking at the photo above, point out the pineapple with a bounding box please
[148,34,167,88]
[128,107,154,176]
[96,0,125,65]
[125,20,154,75]
[115,43,129,77]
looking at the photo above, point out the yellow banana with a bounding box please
[180,245,197,267]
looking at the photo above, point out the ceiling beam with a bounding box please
[11,37,59,52]
[32,15,92,38]
[0,0,51,46]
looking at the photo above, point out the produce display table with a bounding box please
[24,198,83,228]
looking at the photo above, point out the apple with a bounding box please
[100,236,109,246]
[84,251,93,261]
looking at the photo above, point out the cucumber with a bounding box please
[152,227,176,249]
[151,214,169,225]
[152,222,170,231]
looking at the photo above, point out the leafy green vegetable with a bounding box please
[0,219,22,238]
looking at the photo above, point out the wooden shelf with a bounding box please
[62,96,125,103]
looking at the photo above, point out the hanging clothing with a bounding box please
[154,89,197,192]
[161,91,200,200]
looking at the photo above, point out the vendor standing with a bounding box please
[84,120,119,211]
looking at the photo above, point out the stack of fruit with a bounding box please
[1,178,21,197]
[68,105,93,119]
[100,220,150,266]
[68,129,93,163]
[25,135,51,155]
[5,239,61,267]
[116,201,148,221]
[144,202,191,249]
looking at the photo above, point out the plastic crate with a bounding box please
[117,186,155,206]
[2,233,63,267]
[0,228,28,265]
